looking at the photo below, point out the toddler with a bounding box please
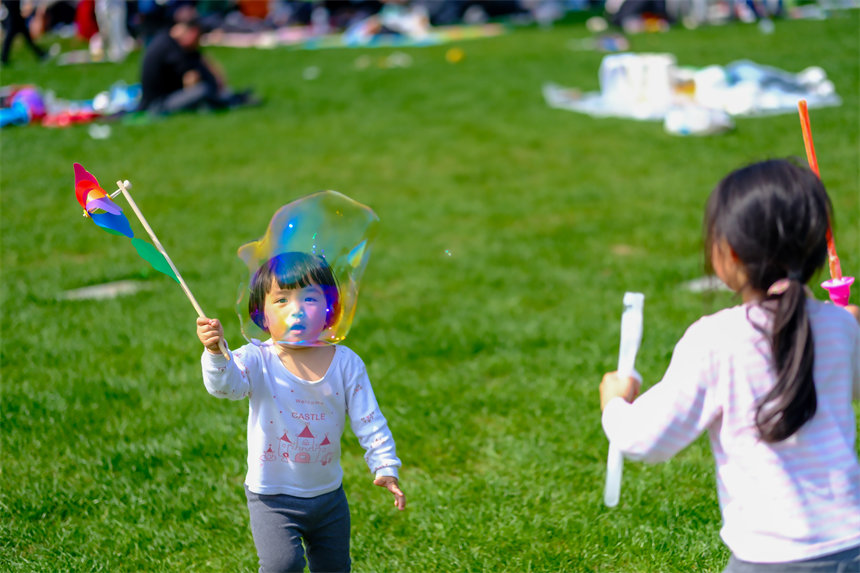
[197,251,405,573]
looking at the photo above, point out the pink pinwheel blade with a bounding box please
[74,162,99,185]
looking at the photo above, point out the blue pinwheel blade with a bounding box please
[91,211,135,238]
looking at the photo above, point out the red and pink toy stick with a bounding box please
[798,100,854,306]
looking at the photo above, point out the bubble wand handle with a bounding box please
[798,100,853,306]
[604,292,644,507]
[798,100,842,280]
[116,180,230,360]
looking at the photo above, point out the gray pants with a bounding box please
[724,545,860,573]
[245,485,351,573]
[153,83,216,114]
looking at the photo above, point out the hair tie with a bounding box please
[767,278,791,296]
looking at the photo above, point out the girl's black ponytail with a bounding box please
[755,276,817,442]
[706,159,831,443]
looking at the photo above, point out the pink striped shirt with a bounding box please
[602,299,860,563]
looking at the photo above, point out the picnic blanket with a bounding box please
[544,54,841,133]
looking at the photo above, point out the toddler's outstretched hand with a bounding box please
[374,476,406,511]
[600,371,641,411]
[197,317,224,355]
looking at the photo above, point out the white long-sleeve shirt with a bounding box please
[202,341,401,497]
[603,300,860,563]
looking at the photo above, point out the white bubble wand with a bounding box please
[604,292,644,507]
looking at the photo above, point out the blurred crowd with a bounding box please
[9,0,578,54]
[4,0,797,64]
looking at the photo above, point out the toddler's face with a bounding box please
[263,278,329,346]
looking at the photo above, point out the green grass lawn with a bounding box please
[2,10,859,572]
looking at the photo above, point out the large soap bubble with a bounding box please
[236,191,379,347]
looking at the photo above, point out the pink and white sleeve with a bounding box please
[602,324,721,463]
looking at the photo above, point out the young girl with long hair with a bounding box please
[600,158,860,572]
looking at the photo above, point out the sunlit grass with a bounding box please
[2,11,858,572]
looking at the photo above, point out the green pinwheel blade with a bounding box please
[131,238,179,282]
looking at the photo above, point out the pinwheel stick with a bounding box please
[116,180,230,360]
[798,99,842,280]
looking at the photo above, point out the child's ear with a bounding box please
[716,238,740,262]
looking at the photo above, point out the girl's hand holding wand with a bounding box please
[197,317,226,355]
[374,476,406,511]
[600,372,641,411]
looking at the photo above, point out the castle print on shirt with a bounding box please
[258,424,334,466]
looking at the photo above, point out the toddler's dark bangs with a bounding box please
[273,270,314,292]
[269,256,336,292]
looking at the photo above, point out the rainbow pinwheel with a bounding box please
[73,162,230,359]
[74,163,178,282]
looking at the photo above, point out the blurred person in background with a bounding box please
[1,0,48,65]
[94,0,131,61]
[27,1,76,39]
[138,6,259,115]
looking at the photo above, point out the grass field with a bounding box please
[2,9,859,572]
